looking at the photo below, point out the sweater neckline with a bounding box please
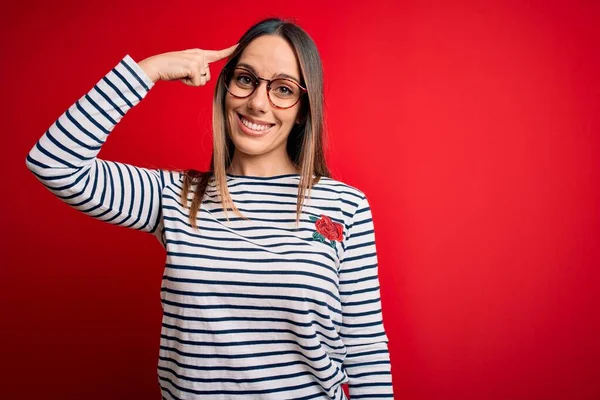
[225,172,302,180]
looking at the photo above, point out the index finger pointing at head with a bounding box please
[205,44,239,63]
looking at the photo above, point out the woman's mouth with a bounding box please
[236,113,275,136]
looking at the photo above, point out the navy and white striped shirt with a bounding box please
[26,55,394,399]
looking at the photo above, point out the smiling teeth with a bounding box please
[241,116,271,131]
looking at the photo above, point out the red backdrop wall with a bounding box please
[2,0,599,399]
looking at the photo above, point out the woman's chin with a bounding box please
[230,136,272,156]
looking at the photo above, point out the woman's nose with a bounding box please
[247,81,270,113]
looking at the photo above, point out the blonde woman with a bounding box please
[26,17,393,400]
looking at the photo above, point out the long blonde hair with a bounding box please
[181,18,330,230]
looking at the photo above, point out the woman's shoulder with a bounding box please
[158,169,185,186]
[313,175,366,202]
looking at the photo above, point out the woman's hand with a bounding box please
[138,44,238,86]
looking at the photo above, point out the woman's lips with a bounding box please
[236,113,274,137]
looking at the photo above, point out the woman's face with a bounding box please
[225,35,302,158]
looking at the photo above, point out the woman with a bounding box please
[26,18,393,400]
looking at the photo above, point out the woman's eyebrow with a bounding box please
[237,62,301,83]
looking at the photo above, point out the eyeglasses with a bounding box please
[224,67,307,109]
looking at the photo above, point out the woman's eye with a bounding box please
[236,74,254,85]
[274,85,294,96]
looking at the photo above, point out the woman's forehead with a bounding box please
[237,35,301,81]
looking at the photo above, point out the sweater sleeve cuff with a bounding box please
[122,54,155,90]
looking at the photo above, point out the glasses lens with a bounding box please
[269,79,302,108]
[226,68,304,108]
[228,69,257,97]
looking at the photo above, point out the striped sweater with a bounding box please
[26,55,394,400]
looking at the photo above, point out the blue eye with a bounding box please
[270,81,297,98]
[236,74,254,86]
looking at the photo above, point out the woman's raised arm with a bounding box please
[25,47,236,238]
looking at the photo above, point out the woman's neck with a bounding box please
[226,155,300,177]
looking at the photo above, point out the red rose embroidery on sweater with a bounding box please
[310,214,343,249]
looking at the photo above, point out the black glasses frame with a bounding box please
[224,66,308,110]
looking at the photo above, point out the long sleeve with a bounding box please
[25,55,179,239]
[339,196,394,399]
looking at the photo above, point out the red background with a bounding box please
[2,0,599,399]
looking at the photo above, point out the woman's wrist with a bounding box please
[138,58,160,83]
